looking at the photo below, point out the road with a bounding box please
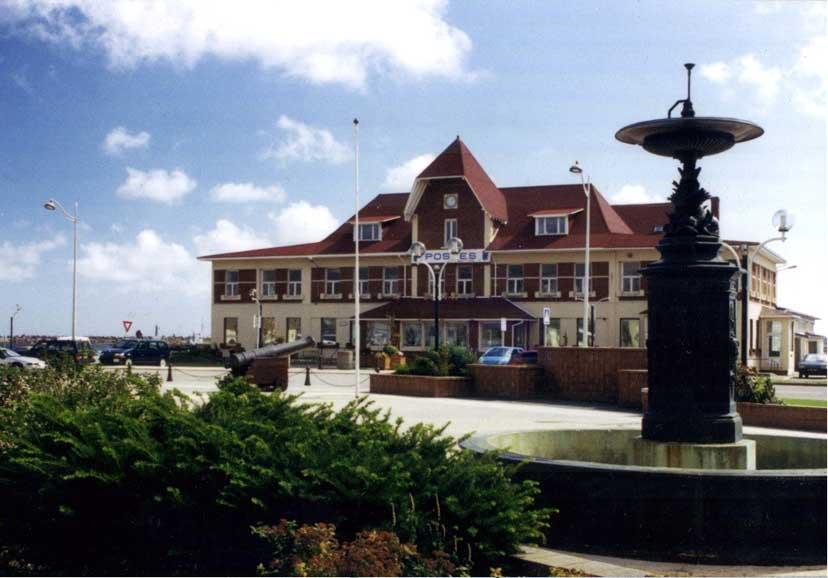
[774,384,827,402]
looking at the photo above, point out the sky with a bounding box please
[0,0,825,338]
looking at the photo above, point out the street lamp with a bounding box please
[249,288,263,348]
[44,198,79,342]
[569,162,592,346]
[410,237,463,350]
[9,305,22,350]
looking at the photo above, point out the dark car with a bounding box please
[28,337,96,365]
[514,350,538,364]
[99,339,170,367]
[798,353,827,378]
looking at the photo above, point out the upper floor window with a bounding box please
[357,222,381,242]
[262,270,277,296]
[427,273,446,299]
[507,265,524,294]
[535,216,567,236]
[287,269,302,296]
[540,264,559,294]
[444,218,458,246]
[443,193,459,210]
[574,263,593,294]
[383,267,401,296]
[224,270,240,296]
[358,267,370,296]
[457,266,473,295]
[325,268,341,295]
[621,262,642,293]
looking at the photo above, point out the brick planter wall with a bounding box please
[369,373,472,397]
[618,369,648,409]
[737,402,827,433]
[537,347,647,403]
[469,364,544,399]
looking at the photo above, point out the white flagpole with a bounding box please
[353,118,360,397]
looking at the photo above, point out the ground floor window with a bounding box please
[262,317,278,344]
[767,320,782,357]
[480,321,501,349]
[286,317,301,342]
[445,322,469,347]
[366,321,391,347]
[620,318,640,348]
[424,322,437,349]
[402,322,423,348]
[544,318,561,346]
[809,341,818,354]
[576,317,595,347]
[321,318,337,343]
[223,317,238,345]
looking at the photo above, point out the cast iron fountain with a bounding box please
[461,65,826,565]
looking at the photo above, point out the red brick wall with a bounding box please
[737,402,827,433]
[617,369,648,409]
[414,178,485,249]
[369,373,472,397]
[469,364,544,399]
[538,346,648,403]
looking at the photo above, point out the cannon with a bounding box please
[228,336,316,375]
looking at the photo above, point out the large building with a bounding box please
[199,137,822,374]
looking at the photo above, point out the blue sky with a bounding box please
[0,0,825,337]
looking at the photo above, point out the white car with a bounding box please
[0,347,47,369]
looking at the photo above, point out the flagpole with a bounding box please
[353,118,360,398]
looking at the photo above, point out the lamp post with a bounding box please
[9,305,21,350]
[569,162,591,347]
[44,198,78,342]
[410,237,463,350]
[353,118,360,398]
[249,288,263,348]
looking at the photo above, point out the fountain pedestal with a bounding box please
[632,437,756,470]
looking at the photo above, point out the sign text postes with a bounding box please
[412,250,491,264]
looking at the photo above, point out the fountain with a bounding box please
[461,65,826,564]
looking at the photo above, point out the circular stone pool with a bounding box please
[461,429,826,565]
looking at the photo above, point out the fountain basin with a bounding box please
[461,428,826,565]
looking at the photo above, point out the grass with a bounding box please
[781,398,828,408]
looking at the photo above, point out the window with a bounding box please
[621,262,642,293]
[383,267,401,296]
[358,267,370,296]
[224,270,239,296]
[262,270,277,297]
[620,318,641,347]
[808,341,818,354]
[535,216,567,236]
[262,317,278,344]
[402,322,423,348]
[540,264,559,294]
[286,318,301,342]
[321,318,337,343]
[287,269,302,296]
[507,265,524,294]
[480,322,502,349]
[366,321,391,347]
[357,222,381,241]
[544,318,561,346]
[325,268,341,295]
[223,317,238,345]
[457,266,473,295]
[444,218,458,246]
[445,322,468,347]
[576,317,595,347]
[574,264,592,294]
[443,193,458,209]
[767,320,782,357]
[427,272,446,298]
[424,321,437,348]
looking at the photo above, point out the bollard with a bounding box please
[126,363,131,376]
[304,365,311,386]
[167,363,173,382]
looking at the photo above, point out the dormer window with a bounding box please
[357,222,381,241]
[535,216,568,236]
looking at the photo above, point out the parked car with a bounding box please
[478,346,525,365]
[798,353,827,378]
[98,339,171,367]
[515,350,538,364]
[0,347,47,369]
[28,337,96,365]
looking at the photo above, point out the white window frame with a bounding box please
[325,268,341,296]
[224,270,240,297]
[444,218,458,246]
[357,222,381,242]
[457,266,473,296]
[574,264,593,295]
[262,270,277,297]
[506,265,524,294]
[540,264,559,295]
[366,321,391,348]
[287,269,302,297]
[621,262,642,293]
[321,318,337,343]
[383,267,401,296]
[534,216,568,236]
[427,273,446,299]
[444,321,469,347]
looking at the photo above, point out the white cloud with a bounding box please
[699,62,731,83]
[262,116,351,164]
[735,54,782,104]
[269,201,339,245]
[78,229,202,295]
[102,126,150,155]
[0,0,474,89]
[192,219,272,256]
[116,167,196,204]
[382,153,435,191]
[0,236,65,281]
[609,185,664,205]
[210,182,287,203]
[791,35,827,117]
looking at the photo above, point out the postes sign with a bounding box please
[411,249,491,264]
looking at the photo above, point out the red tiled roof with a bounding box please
[412,138,508,222]
[360,297,534,320]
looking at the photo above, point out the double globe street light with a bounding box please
[569,162,592,347]
[409,237,463,350]
[43,198,79,342]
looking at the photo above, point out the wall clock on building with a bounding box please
[444,193,458,209]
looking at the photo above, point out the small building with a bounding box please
[198,137,822,374]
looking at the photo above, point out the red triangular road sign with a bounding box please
[122,320,133,333]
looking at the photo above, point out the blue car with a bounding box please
[478,346,525,365]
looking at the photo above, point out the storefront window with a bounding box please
[445,322,468,347]
[366,321,391,347]
[321,318,337,343]
[402,322,422,348]
[262,317,278,344]
[286,317,301,342]
[767,320,782,357]
[576,317,595,347]
[480,322,501,349]
[620,318,640,347]
[223,317,238,345]
[544,318,561,346]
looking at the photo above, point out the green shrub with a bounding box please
[734,365,778,404]
[383,344,400,356]
[0,370,549,575]
[394,346,475,377]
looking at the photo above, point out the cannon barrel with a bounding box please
[228,336,315,375]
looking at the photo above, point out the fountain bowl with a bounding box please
[615,117,764,158]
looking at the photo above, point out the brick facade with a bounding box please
[469,364,544,399]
